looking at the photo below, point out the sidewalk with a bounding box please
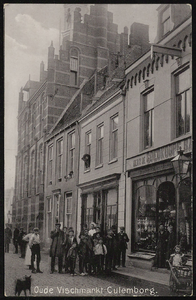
[41,250,170,287]
[113,266,170,286]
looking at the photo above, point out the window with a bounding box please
[110,115,118,160]
[96,124,104,165]
[176,67,191,137]
[84,131,91,170]
[47,197,52,212]
[23,156,28,197]
[32,103,36,139]
[37,145,43,191]
[68,131,75,174]
[65,193,72,228]
[144,90,154,149]
[162,7,170,35]
[30,151,35,193]
[57,139,63,180]
[70,49,78,86]
[48,145,53,184]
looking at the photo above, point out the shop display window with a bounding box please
[134,185,157,251]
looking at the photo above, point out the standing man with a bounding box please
[18,227,26,258]
[4,224,12,253]
[50,223,64,274]
[118,226,129,267]
[13,226,19,254]
[29,228,43,273]
[111,225,119,270]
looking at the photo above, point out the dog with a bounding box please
[15,275,31,296]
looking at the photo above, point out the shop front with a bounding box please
[79,174,120,234]
[127,137,192,254]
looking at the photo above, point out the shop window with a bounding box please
[162,6,171,36]
[96,123,104,166]
[57,139,63,181]
[134,185,157,252]
[175,67,191,137]
[48,145,53,184]
[110,114,118,161]
[68,131,75,174]
[143,89,154,149]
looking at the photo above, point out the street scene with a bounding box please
[5,249,171,297]
[5,4,192,297]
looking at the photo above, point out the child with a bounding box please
[78,233,88,276]
[93,237,107,274]
[169,245,186,267]
[29,228,43,273]
[67,242,77,276]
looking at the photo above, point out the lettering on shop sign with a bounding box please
[128,137,191,169]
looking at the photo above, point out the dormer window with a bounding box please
[162,7,170,36]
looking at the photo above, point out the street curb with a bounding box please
[112,269,169,286]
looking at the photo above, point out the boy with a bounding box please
[67,242,77,276]
[65,229,78,275]
[29,228,43,273]
[93,238,107,274]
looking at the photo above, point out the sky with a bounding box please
[4,4,159,191]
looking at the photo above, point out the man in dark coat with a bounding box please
[111,225,119,270]
[50,223,64,274]
[4,224,12,253]
[118,226,129,267]
[13,226,19,254]
[18,227,26,258]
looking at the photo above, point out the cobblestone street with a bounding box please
[5,251,171,297]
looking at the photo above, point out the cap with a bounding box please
[55,223,61,227]
[69,229,74,233]
[120,226,125,230]
[111,225,117,229]
[33,227,39,232]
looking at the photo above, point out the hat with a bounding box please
[55,223,61,227]
[69,229,74,233]
[111,225,117,229]
[90,222,96,227]
[120,226,125,230]
[33,227,39,232]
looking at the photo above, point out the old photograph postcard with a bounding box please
[4,3,193,297]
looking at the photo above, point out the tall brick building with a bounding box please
[12,4,150,240]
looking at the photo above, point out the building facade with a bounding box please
[124,4,192,257]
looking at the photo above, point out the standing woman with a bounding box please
[23,227,34,269]
[153,224,168,268]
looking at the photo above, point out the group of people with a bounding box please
[9,225,43,274]
[49,222,129,276]
[153,222,188,269]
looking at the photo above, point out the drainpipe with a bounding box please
[76,120,80,238]
[122,87,126,228]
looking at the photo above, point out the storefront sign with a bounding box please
[127,137,191,170]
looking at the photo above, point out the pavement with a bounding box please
[4,246,174,297]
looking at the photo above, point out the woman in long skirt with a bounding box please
[23,228,33,269]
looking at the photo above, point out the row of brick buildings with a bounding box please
[12,4,192,256]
